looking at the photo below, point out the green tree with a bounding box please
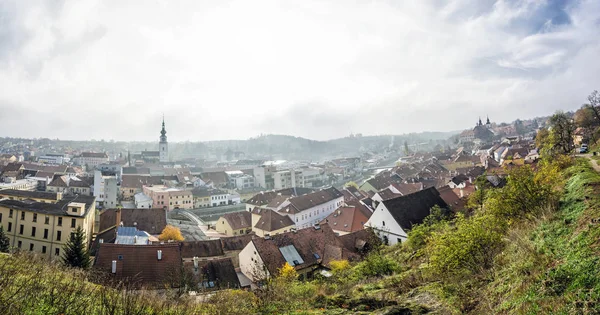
[0,225,10,253]
[62,226,90,269]
[344,181,359,189]
[545,111,575,155]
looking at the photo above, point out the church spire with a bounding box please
[478,117,482,126]
[160,115,167,142]
[486,115,490,125]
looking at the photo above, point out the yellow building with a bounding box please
[215,211,252,236]
[0,191,96,259]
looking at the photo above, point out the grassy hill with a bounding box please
[2,157,598,314]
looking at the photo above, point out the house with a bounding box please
[97,208,167,244]
[244,187,315,211]
[142,185,193,211]
[251,208,296,237]
[180,234,254,268]
[239,223,360,281]
[277,187,345,230]
[0,194,96,259]
[320,204,371,235]
[93,243,182,288]
[437,186,466,212]
[215,211,252,236]
[73,152,109,168]
[114,226,153,245]
[0,162,24,182]
[192,188,211,208]
[120,175,177,200]
[134,192,153,208]
[94,170,118,208]
[47,175,93,196]
[365,187,448,245]
[448,174,471,189]
[210,189,229,207]
[184,258,241,291]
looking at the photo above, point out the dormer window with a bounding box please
[71,207,77,213]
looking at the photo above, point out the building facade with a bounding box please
[0,193,96,259]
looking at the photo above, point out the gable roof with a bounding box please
[185,258,240,290]
[251,223,357,275]
[180,239,224,258]
[376,188,402,201]
[281,187,343,214]
[221,211,252,230]
[381,187,449,231]
[390,182,424,195]
[437,186,466,212]
[320,206,371,233]
[99,208,167,235]
[94,243,182,288]
[254,209,295,232]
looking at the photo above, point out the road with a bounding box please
[578,153,600,172]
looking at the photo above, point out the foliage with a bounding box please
[353,251,400,278]
[344,181,359,189]
[426,213,506,279]
[278,262,298,282]
[0,226,9,253]
[208,289,258,315]
[158,225,184,241]
[62,226,90,269]
[548,111,576,155]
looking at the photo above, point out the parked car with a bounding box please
[580,146,589,153]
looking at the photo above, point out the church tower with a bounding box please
[159,116,168,163]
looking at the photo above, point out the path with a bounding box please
[577,153,600,172]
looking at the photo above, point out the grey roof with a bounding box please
[0,194,96,217]
[381,187,448,231]
[0,189,58,200]
[115,227,150,245]
[279,245,304,266]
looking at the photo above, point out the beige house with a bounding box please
[46,175,92,196]
[192,188,211,208]
[143,185,193,211]
[0,191,96,259]
[215,211,252,236]
[250,208,295,237]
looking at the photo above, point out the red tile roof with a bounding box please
[94,243,182,288]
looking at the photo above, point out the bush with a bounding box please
[353,252,400,278]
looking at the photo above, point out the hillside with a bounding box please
[3,157,598,314]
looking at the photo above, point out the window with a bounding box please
[44,229,48,239]
[45,216,49,224]
[382,221,385,227]
[57,231,62,241]
[71,218,76,228]
[18,241,22,248]
[42,246,47,254]
[9,209,13,218]
[71,207,77,213]
[29,243,34,251]
[0,213,2,223]
[58,217,62,226]
[19,224,24,235]
[21,212,25,220]
[8,222,12,232]
[55,248,60,256]
[33,213,37,222]
[31,227,36,237]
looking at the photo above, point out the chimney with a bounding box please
[193,257,198,270]
[157,250,162,260]
[111,260,117,274]
[133,235,138,244]
[460,188,464,198]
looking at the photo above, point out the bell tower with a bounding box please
[159,116,168,163]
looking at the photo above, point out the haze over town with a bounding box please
[1,0,599,141]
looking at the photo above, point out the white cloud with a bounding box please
[0,0,599,141]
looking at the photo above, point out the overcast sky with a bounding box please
[0,0,599,142]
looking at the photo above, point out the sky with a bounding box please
[0,0,599,142]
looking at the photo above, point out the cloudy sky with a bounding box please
[1,0,599,142]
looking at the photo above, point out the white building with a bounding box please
[73,152,109,168]
[365,187,447,245]
[38,154,68,165]
[210,190,229,207]
[93,170,118,208]
[226,170,255,190]
[0,178,38,191]
[134,193,153,209]
[272,187,344,230]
